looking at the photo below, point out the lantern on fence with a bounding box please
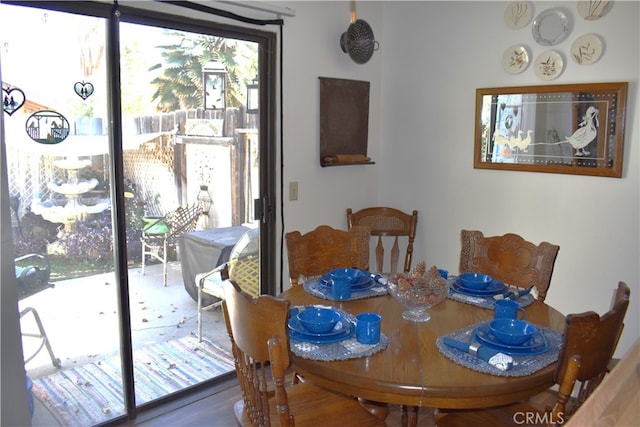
[203,59,227,110]
[246,75,259,114]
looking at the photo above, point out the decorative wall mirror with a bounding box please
[474,82,628,177]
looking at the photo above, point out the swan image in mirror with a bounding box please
[494,132,510,146]
[506,130,533,152]
[565,106,599,156]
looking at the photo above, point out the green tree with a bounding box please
[150,31,257,112]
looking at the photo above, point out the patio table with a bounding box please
[179,225,248,303]
[280,285,566,427]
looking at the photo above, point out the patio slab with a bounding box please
[20,261,230,380]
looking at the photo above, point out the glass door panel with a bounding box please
[1,4,124,425]
[3,3,263,424]
[118,20,260,403]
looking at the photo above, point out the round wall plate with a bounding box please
[577,1,612,20]
[504,1,533,29]
[534,50,564,80]
[571,33,603,65]
[532,8,570,46]
[502,45,530,74]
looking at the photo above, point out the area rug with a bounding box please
[31,335,235,426]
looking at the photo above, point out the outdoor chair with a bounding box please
[141,203,201,286]
[347,207,418,273]
[285,225,370,286]
[221,280,385,427]
[459,230,560,301]
[436,282,631,427]
[196,227,260,341]
[15,253,61,368]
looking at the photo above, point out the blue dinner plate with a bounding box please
[474,324,550,355]
[288,311,351,338]
[319,273,375,291]
[452,279,508,296]
[289,322,356,344]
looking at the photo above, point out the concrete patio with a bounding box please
[19,261,232,425]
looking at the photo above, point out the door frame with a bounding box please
[2,0,278,421]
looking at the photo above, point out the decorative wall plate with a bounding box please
[504,1,533,29]
[502,45,530,74]
[571,33,603,65]
[532,8,570,46]
[534,50,563,81]
[577,1,612,20]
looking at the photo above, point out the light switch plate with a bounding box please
[289,181,298,201]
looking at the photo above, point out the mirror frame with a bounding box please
[474,82,628,177]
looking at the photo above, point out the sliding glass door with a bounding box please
[2,5,126,424]
[118,16,262,409]
[2,2,274,424]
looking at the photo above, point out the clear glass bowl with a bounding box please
[388,279,450,322]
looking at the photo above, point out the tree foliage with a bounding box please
[150,31,257,112]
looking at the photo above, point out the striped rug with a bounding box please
[32,335,235,426]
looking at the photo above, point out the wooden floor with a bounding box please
[124,376,437,427]
[124,378,241,426]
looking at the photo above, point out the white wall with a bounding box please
[279,1,639,357]
[280,1,383,233]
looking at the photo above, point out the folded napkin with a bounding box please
[443,337,513,371]
[494,287,532,301]
[369,273,388,285]
[448,285,535,309]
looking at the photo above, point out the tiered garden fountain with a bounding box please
[32,157,110,229]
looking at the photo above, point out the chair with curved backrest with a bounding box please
[196,227,260,341]
[436,282,631,427]
[141,203,201,286]
[221,280,385,427]
[459,230,560,301]
[285,225,370,287]
[347,207,418,273]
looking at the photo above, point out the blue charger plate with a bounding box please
[288,312,351,338]
[452,279,508,296]
[319,273,375,291]
[474,324,550,355]
[289,322,356,344]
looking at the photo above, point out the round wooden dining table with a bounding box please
[280,284,566,421]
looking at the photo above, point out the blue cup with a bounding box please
[331,277,352,300]
[494,299,525,320]
[356,312,381,344]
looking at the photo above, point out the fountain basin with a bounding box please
[48,178,99,196]
[53,158,91,170]
[32,198,110,226]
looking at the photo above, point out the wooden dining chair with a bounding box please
[459,230,560,301]
[347,207,418,273]
[435,281,631,427]
[285,225,370,286]
[221,280,385,426]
